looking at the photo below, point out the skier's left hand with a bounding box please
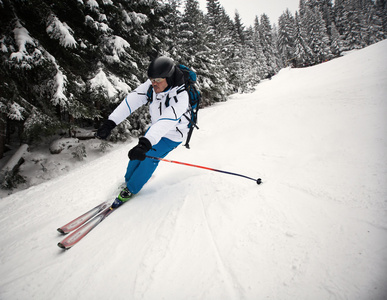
[128,137,152,161]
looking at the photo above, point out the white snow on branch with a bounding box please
[90,69,116,98]
[122,11,148,25]
[0,36,8,52]
[85,15,112,33]
[101,0,113,5]
[99,13,107,22]
[7,101,25,121]
[112,36,130,53]
[108,74,131,96]
[9,20,42,67]
[103,35,130,62]
[44,52,69,107]
[86,0,99,9]
[46,15,77,48]
[52,69,69,107]
[90,69,130,98]
[121,10,131,24]
[130,12,148,25]
[11,21,35,55]
[98,23,110,33]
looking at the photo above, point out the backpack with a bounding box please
[146,64,201,149]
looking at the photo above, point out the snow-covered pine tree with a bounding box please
[299,0,307,17]
[361,0,385,45]
[294,11,315,67]
[0,4,68,146]
[244,24,263,89]
[177,0,216,105]
[304,6,333,64]
[251,16,267,79]
[335,0,367,49]
[203,0,233,102]
[307,0,335,35]
[278,9,296,67]
[231,11,262,92]
[206,0,223,37]
[329,21,344,56]
[259,14,279,78]
[229,11,247,92]
[161,0,183,57]
[375,0,387,33]
[179,0,207,63]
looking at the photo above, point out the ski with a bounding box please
[57,199,122,250]
[57,201,111,234]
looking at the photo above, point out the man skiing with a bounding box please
[96,57,190,207]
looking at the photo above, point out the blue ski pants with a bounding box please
[125,137,181,194]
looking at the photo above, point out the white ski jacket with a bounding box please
[108,79,190,146]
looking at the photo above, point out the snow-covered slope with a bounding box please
[1,40,386,300]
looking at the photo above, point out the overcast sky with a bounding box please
[197,0,300,26]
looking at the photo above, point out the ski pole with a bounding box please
[146,155,262,185]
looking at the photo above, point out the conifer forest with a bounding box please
[0,0,386,158]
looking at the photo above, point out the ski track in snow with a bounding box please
[0,40,387,300]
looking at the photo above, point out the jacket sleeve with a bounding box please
[108,81,150,125]
[145,86,189,145]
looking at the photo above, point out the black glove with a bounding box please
[128,137,152,161]
[96,119,116,139]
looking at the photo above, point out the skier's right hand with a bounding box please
[96,119,116,139]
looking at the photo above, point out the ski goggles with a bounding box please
[149,78,165,83]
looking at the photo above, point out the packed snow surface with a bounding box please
[1,40,386,300]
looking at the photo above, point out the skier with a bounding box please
[96,57,190,207]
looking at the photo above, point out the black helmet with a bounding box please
[147,57,175,78]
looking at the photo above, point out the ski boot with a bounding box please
[111,187,132,209]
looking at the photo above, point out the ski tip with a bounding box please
[57,242,70,250]
[57,228,66,234]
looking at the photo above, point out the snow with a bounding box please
[85,15,111,33]
[86,0,99,9]
[110,35,131,54]
[104,35,131,63]
[129,11,148,25]
[48,138,81,154]
[7,101,25,120]
[52,69,68,106]
[41,51,69,107]
[9,21,41,67]
[10,21,35,58]
[89,69,118,98]
[47,61,68,106]
[46,15,78,48]
[0,36,8,52]
[0,40,387,300]
[122,10,148,25]
[89,68,131,98]
[0,144,28,173]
